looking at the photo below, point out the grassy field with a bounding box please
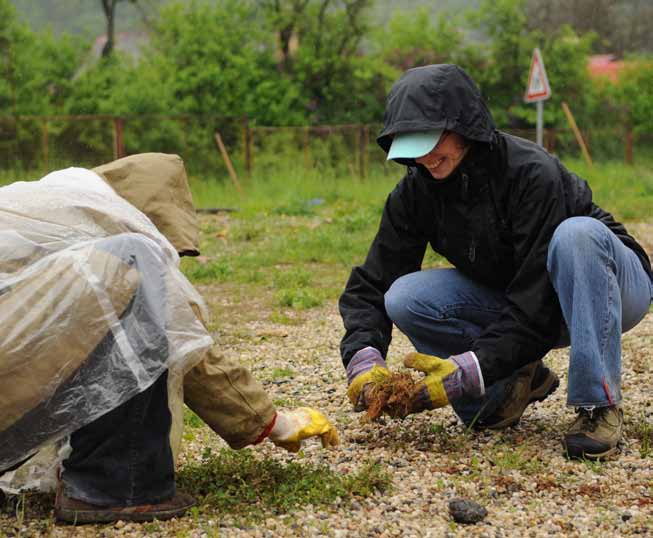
[1,156,650,327]
[179,157,653,322]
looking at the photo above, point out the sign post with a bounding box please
[524,48,551,147]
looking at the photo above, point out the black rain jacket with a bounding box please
[338,64,652,385]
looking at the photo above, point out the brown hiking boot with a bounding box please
[562,406,623,460]
[475,360,559,430]
[55,479,197,525]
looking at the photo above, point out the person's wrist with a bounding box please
[346,347,387,385]
[268,412,291,442]
[443,351,485,401]
[254,413,278,445]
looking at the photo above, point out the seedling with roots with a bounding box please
[365,371,422,421]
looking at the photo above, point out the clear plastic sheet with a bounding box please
[0,168,212,493]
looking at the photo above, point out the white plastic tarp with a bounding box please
[0,168,212,492]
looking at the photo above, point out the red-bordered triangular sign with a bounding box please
[524,48,551,103]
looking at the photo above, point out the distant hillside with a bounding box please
[11,0,477,38]
[10,0,166,37]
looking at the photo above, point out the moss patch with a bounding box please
[178,448,391,521]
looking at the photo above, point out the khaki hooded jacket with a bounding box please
[0,154,274,493]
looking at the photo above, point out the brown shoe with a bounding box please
[475,360,559,430]
[55,480,196,524]
[562,406,623,460]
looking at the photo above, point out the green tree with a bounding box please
[271,0,391,122]
[611,59,653,135]
[373,7,477,72]
[469,0,593,130]
[467,0,536,125]
[148,0,303,124]
[0,0,84,116]
[0,0,19,115]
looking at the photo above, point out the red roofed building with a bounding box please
[587,54,625,82]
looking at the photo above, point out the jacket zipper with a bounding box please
[461,172,476,263]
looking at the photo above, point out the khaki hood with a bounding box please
[93,153,200,257]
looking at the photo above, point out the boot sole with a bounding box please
[55,501,195,525]
[562,440,618,461]
[482,372,560,430]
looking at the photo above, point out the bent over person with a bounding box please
[0,155,338,524]
[340,64,652,460]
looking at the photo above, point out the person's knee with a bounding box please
[384,274,420,328]
[547,217,606,272]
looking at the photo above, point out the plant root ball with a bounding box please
[365,371,421,421]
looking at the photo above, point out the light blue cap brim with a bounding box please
[387,129,443,161]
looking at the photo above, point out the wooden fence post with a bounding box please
[113,117,125,160]
[545,128,556,154]
[242,116,252,177]
[41,120,48,172]
[303,126,310,170]
[182,116,189,159]
[624,126,633,165]
[561,101,592,168]
[214,131,243,194]
[362,125,369,179]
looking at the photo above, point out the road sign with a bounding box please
[524,48,551,103]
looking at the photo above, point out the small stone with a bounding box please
[448,498,488,524]
[622,511,633,522]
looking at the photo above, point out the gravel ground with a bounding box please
[1,226,652,538]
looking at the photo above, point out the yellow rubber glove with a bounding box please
[269,407,340,453]
[404,352,459,410]
[346,365,391,411]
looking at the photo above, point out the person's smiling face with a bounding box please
[415,132,469,180]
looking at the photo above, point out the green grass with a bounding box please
[180,170,395,312]
[177,448,391,521]
[3,158,651,316]
[485,446,546,475]
[270,367,294,379]
[184,406,204,429]
[626,413,653,459]
[564,158,653,221]
[181,158,652,311]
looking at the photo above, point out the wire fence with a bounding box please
[0,114,651,180]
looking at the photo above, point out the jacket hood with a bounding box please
[377,64,496,154]
[94,153,200,257]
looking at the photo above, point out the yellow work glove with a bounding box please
[347,366,391,411]
[404,351,484,413]
[345,347,390,412]
[269,407,340,453]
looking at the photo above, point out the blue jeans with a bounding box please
[385,217,652,424]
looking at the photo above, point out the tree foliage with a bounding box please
[1,0,652,144]
[526,0,653,55]
[0,0,84,115]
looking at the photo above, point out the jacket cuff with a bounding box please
[253,413,278,445]
[346,347,387,385]
[444,351,485,400]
